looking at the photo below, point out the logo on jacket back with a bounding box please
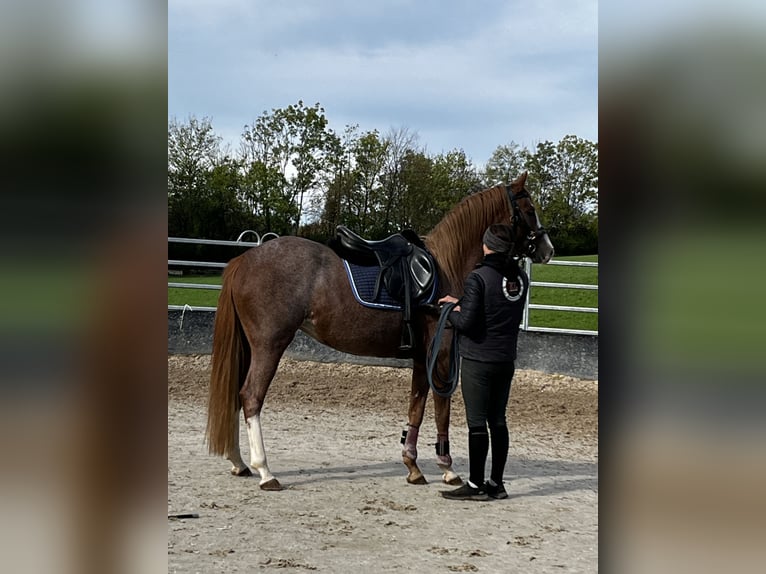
[502,276,524,302]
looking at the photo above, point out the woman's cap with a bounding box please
[483,226,512,253]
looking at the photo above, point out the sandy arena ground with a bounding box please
[168,355,598,573]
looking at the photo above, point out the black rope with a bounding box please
[426,302,460,398]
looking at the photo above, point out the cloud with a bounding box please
[169,0,597,163]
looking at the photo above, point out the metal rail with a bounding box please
[167,233,279,310]
[168,304,217,312]
[522,258,599,336]
[167,282,222,290]
[169,237,260,247]
[168,260,228,268]
[168,235,598,336]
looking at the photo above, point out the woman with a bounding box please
[439,223,528,501]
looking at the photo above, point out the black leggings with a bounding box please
[460,358,515,429]
[460,358,515,485]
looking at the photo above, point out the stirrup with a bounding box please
[399,322,415,349]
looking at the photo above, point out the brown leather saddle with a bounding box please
[329,225,437,355]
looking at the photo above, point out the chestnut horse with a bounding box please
[206,172,554,490]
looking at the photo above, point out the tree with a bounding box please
[524,135,598,254]
[315,126,354,238]
[317,127,393,238]
[167,107,597,254]
[205,157,252,238]
[319,126,422,239]
[483,142,527,186]
[395,148,481,235]
[240,160,290,235]
[431,149,483,208]
[167,117,256,260]
[239,101,335,234]
[286,102,334,232]
[377,127,421,236]
[351,129,389,235]
[397,149,434,232]
[168,116,224,238]
[168,116,221,191]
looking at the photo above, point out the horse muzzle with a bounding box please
[530,232,555,264]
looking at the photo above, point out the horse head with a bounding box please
[506,172,555,264]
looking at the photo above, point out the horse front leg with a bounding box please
[402,360,429,484]
[432,392,462,485]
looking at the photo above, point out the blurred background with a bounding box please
[0,1,166,573]
[600,1,766,572]
[0,0,765,572]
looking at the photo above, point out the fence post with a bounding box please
[522,257,532,331]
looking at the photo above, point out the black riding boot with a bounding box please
[468,426,489,487]
[489,424,509,485]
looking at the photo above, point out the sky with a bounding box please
[169,0,597,167]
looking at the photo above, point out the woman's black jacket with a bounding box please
[447,262,529,363]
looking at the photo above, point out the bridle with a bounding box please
[506,184,549,259]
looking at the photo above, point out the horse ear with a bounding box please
[518,171,528,186]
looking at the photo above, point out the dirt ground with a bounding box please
[168,355,598,573]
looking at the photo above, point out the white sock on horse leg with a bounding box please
[246,414,275,485]
[226,416,249,473]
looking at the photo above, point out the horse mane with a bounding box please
[425,184,512,294]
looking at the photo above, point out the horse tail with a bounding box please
[206,255,249,456]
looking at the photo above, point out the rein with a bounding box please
[426,302,460,398]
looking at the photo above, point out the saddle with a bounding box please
[330,225,437,355]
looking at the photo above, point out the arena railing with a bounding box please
[168,235,598,335]
[167,232,279,312]
[521,258,598,336]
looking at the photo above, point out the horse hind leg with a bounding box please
[245,412,281,490]
[433,393,462,485]
[240,347,288,491]
[427,346,462,485]
[226,412,252,477]
[403,360,461,485]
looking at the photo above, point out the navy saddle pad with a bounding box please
[342,260,438,311]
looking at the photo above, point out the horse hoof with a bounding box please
[231,467,253,477]
[443,474,463,486]
[259,478,283,491]
[406,474,428,485]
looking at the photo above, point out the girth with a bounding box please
[330,225,437,355]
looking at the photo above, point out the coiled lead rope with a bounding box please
[426,302,460,397]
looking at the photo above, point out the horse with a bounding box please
[206,171,554,490]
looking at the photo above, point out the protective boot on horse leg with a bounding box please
[401,410,460,485]
[401,424,426,484]
[433,393,461,485]
[400,359,429,484]
[400,359,461,485]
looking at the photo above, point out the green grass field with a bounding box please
[528,254,598,333]
[168,275,223,308]
[168,254,599,332]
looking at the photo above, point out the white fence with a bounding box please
[168,235,599,335]
[167,235,270,312]
[522,259,599,336]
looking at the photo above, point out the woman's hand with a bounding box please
[438,295,460,312]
